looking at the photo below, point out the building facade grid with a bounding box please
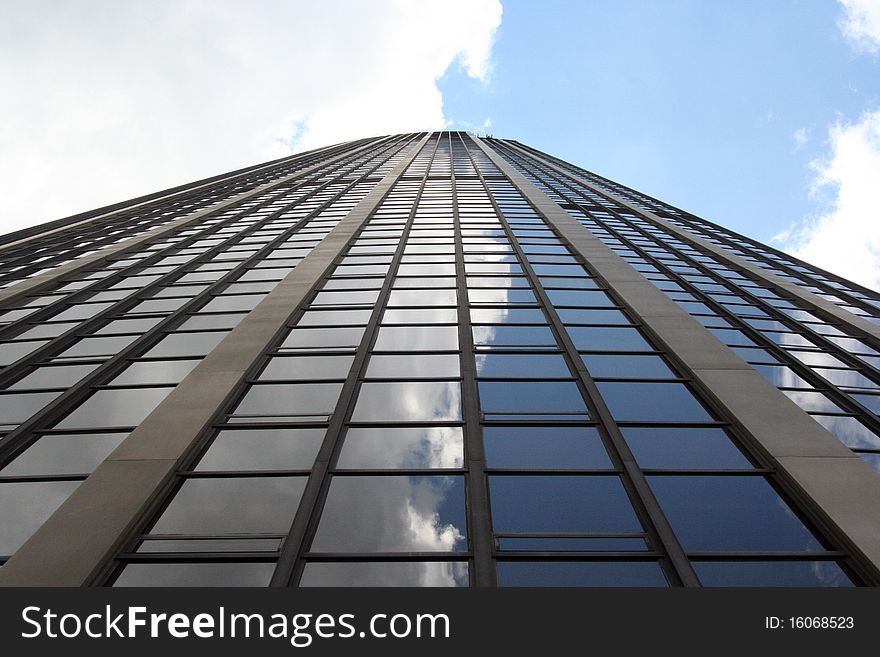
[0,131,877,587]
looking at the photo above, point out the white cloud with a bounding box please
[839,0,880,53]
[0,0,502,234]
[792,127,809,149]
[777,110,880,291]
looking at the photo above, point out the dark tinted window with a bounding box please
[483,426,611,469]
[622,427,751,469]
[489,475,640,532]
[478,381,588,419]
[648,475,825,552]
[596,382,714,422]
[694,561,853,587]
[497,561,666,587]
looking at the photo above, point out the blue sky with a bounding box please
[2,0,879,287]
[441,0,880,282]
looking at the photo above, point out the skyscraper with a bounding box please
[0,131,878,587]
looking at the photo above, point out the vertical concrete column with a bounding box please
[471,135,880,583]
[0,134,431,587]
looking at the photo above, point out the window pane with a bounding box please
[470,308,546,324]
[55,335,139,359]
[0,340,50,366]
[566,327,652,351]
[489,475,641,532]
[144,332,227,357]
[478,381,588,419]
[472,325,557,348]
[129,298,188,314]
[232,383,343,419]
[300,561,468,587]
[694,561,853,587]
[558,309,629,325]
[483,426,611,469]
[0,480,82,555]
[178,314,246,330]
[312,290,381,306]
[382,308,457,324]
[365,354,460,379]
[136,538,281,553]
[55,387,173,429]
[648,475,825,552]
[373,327,458,351]
[110,360,201,385]
[113,562,274,587]
[337,427,464,469]
[258,355,354,380]
[622,427,751,469]
[281,327,365,349]
[475,354,571,378]
[351,382,462,422]
[466,276,530,288]
[596,382,714,422]
[388,290,456,307]
[52,303,114,322]
[393,277,456,288]
[497,561,666,587]
[468,289,537,304]
[751,365,813,389]
[0,392,62,428]
[780,390,846,414]
[322,277,384,289]
[151,476,307,535]
[200,294,264,313]
[811,415,880,450]
[812,367,878,390]
[310,475,467,552]
[195,428,325,471]
[17,323,78,339]
[545,289,613,307]
[581,354,675,379]
[397,263,455,276]
[297,310,373,326]
[1,433,128,476]
[497,536,647,551]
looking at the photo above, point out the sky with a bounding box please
[1,0,879,290]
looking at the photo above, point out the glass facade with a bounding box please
[0,131,877,587]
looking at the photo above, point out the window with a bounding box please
[150,476,307,535]
[489,475,640,533]
[365,354,460,379]
[373,326,458,352]
[483,426,611,469]
[596,382,714,422]
[337,427,464,469]
[497,561,666,587]
[1,433,128,476]
[195,428,325,471]
[351,382,462,422]
[310,475,467,552]
[648,475,825,552]
[55,387,174,429]
[478,381,588,419]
